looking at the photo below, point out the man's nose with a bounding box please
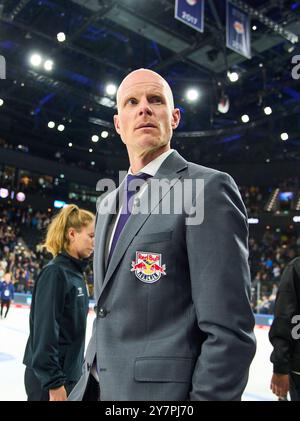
[138,99,152,116]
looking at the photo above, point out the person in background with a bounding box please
[0,272,14,318]
[269,256,300,401]
[23,204,95,401]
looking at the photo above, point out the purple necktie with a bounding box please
[108,173,151,261]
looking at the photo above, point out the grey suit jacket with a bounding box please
[68,150,256,401]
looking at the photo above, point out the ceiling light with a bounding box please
[241,114,250,123]
[0,188,9,199]
[92,135,99,143]
[48,121,55,128]
[0,99,4,107]
[281,132,288,141]
[227,71,239,82]
[106,83,117,96]
[44,59,54,71]
[30,53,42,67]
[101,131,109,139]
[186,88,199,101]
[89,148,93,153]
[68,142,72,147]
[57,32,66,42]
[264,106,272,115]
[91,161,95,166]
[252,25,257,30]
[57,124,65,131]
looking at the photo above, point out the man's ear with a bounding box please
[114,114,121,135]
[171,108,181,129]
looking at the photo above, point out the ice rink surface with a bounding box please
[0,305,276,401]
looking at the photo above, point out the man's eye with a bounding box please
[150,96,163,104]
[127,98,138,105]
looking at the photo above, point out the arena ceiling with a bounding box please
[0,0,300,169]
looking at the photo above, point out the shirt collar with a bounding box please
[128,149,174,177]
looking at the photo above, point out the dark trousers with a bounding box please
[82,374,101,401]
[0,300,11,318]
[290,373,300,401]
[24,367,76,401]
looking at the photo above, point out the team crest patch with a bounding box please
[131,251,166,283]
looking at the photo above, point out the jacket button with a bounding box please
[98,307,107,318]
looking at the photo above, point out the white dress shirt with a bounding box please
[107,149,174,258]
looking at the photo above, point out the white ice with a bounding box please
[0,306,276,401]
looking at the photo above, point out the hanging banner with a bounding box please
[175,0,205,33]
[226,1,251,59]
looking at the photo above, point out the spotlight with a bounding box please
[0,99,3,106]
[30,53,42,67]
[89,148,93,153]
[186,89,199,101]
[241,114,250,123]
[44,59,54,71]
[68,142,73,147]
[57,124,65,131]
[0,188,9,199]
[281,132,288,141]
[227,71,239,82]
[57,32,66,42]
[16,192,26,202]
[91,161,95,166]
[48,121,55,128]
[264,106,272,115]
[252,25,257,31]
[101,131,109,139]
[92,135,99,143]
[106,84,117,96]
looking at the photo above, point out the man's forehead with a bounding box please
[120,80,167,96]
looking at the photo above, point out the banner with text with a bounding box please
[226,1,251,59]
[175,0,204,33]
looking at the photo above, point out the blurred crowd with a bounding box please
[249,227,300,313]
[0,206,94,297]
[0,206,51,294]
[239,185,267,215]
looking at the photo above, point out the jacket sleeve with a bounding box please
[186,172,256,401]
[269,262,298,374]
[31,265,68,390]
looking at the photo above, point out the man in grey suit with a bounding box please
[68,68,256,401]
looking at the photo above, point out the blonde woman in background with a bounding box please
[23,204,95,401]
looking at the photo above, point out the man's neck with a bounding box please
[128,145,170,174]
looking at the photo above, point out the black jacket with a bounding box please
[23,252,89,390]
[269,257,300,374]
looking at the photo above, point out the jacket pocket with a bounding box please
[132,231,172,246]
[134,357,194,383]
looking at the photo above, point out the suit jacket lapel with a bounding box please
[99,151,188,297]
[93,187,120,303]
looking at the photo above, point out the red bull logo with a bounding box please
[131,251,166,283]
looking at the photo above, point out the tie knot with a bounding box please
[127,172,150,182]
[125,173,151,192]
